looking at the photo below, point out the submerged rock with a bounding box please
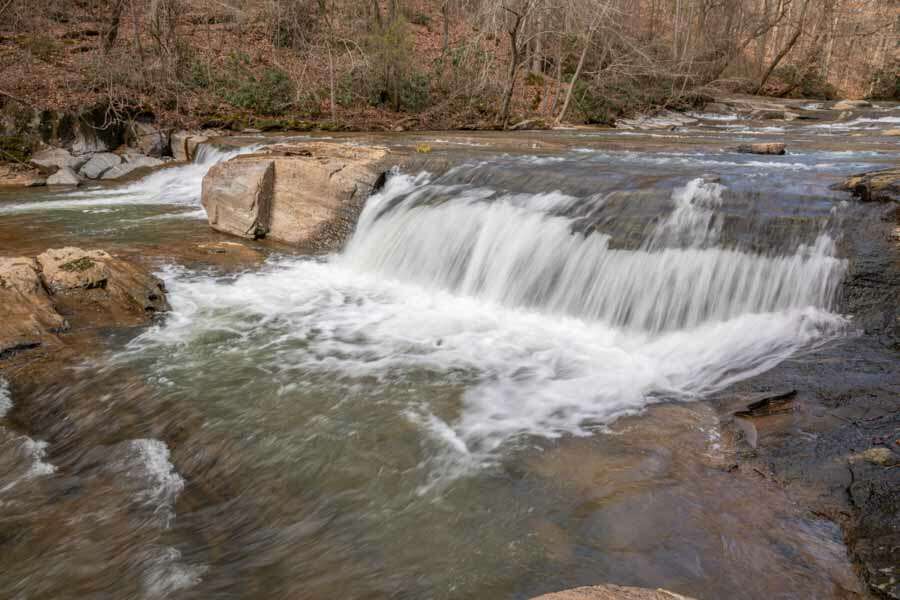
[0,248,167,359]
[531,585,696,600]
[736,142,785,155]
[201,142,389,251]
[835,167,900,203]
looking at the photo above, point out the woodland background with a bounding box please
[0,0,897,131]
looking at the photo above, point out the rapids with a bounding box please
[1,108,898,599]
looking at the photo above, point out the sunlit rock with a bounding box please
[736,142,785,155]
[531,584,696,600]
[201,142,389,251]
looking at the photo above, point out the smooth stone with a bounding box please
[78,152,122,179]
[46,166,81,186]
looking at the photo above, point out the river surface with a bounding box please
[1,104,898,599]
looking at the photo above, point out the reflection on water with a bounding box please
[1,109,897,599]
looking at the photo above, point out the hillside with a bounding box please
[1,0,897,139]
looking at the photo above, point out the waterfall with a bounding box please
[341,174,846,335]
[0,142,258,214]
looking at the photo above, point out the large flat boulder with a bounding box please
[201,143,389,251]
[1,248,168,359]
[834,167,900,203]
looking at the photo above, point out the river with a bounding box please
[0,104,898,599]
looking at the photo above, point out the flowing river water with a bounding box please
[0,106,898,599]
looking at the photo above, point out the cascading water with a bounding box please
[132,169,849,472]
[0,143,257,215]
[342,173,846,335]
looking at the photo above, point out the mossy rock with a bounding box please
[59,257,96,272]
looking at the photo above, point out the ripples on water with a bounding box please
[1,115,896,598]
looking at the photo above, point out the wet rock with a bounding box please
[617,110,698,130]
[734,389,797,418]
[1,248,168,360]
[833,99,871,110]
[834,167,900,203]
[848,444,900,599]
[30,147,88,172]
[0,163,45,187]
[531,585,696,600]
[78,152,122,179]
[201,142,389,251]
[753,110,788,120]
[170,131,209,162]
[202,159,274,239]
[46,166,81,186]
[100,153,164,180]
[736,142,786,155]
[851,447,898,467]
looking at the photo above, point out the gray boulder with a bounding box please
[46,167,81,186]
[31,147,88,172]
[79,152,123,179]
[130,121,170,158]
[101,154,164,180]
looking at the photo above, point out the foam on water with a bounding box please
[130,172,849,480]
[0,143,259,215]
[0,377,11,419]
[120,439,185,527]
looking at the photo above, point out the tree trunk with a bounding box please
[498,26,521,129]
[532,9,542,73]
[755,0,810,95]
[103,0,126,52]
[555,32,591,125]
[441,0,450,58]
[498,2,531,129]
[328,42,337,121]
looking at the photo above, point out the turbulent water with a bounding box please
[0,143,255,216]
[1,108,898,599]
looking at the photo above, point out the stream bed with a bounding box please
[1,105,898,599]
